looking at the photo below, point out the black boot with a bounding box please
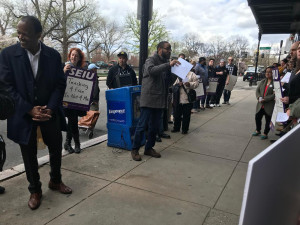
[73,134,82,154]
[0,186,5,194]
[64,132,74,154]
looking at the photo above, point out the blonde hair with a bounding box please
[190,60,196,67]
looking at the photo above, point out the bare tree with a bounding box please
[0,0,59,41]
[99,20,124,61]
[50,0,91,61]
[77,13,104,61]
[182,33,203,58]
[0,3,13,36]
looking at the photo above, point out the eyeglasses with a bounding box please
[163,47,172,51]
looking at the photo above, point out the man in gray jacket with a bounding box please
[131,41,180,161]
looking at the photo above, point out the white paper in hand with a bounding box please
[276,112,289,122]
[171,58,193,80]
[281,72,291,83]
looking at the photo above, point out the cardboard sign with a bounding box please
[63,67,96,111]
[206,77,218,94]
[195,78,204,97]
[225,75,238,91]
[239,124,300,225]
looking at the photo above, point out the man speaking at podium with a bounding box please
[131,41,180,161]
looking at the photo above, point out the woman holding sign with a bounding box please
[252,66,275,140]
[63,48,86,153]
[172,69,199,134]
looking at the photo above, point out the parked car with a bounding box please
[108,60,118,68]
[96,61,108,69]
[243,67,263,81]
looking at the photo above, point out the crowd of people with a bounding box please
[252,41,300,140]
[1,14,299,212]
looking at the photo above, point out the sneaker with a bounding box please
[205,105,213,109]
[252,131,261,136]
[182,131,188,134]
[171,129,180,133]
[213,104,216,107]
[260,135,268,140]
[227,102,231,105]
[131,149,142,161]
[191,109,197,113]
[222,102,227,104]
[144,148,161,158]
[209,104,214,107]
[216,104,221,107]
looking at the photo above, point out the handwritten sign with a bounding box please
[271,68,284,127]
[206,77,218,94]
[63,67,96,111]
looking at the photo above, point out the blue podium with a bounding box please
[106,85,144,150]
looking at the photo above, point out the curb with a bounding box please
[0,134,108,182]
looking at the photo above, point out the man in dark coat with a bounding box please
[0,16,72,210]
[131,41,180,161]
[106,51,137,89]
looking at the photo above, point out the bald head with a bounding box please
[290,41,300,60]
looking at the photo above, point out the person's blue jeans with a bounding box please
[132,107,162,151]
[223,89,231,102]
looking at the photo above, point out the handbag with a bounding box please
[182,84,196,103]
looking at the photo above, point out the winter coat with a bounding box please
[255,78,275,116]
[173,71,199,104]
[140,53,175,109]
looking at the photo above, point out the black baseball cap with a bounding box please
[117,51,128,58]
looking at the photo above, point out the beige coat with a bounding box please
[173,71,199,104]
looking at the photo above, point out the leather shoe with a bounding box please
[48,181,72,194]
[160,133,171,139]
[156,136,162,142]
[28,192,42,210]
[144,148,161,158]
[131,149,142,161]
[171,129,180,133]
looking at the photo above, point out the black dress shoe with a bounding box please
[0,186,5,194]
[156,136,162,142]
[182,131,188,134]
[171,129,180,133]
[160,133,171,139]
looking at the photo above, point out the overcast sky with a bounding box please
[97,0,290,49]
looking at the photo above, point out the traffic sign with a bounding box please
[259,47,271,50]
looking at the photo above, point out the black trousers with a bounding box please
[173,103,193,132]
[20,118,62,194]
[215,83,225,104]
[255,108,271,135]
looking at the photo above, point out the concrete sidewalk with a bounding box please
[0,84,274,225]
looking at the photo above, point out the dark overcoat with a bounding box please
[140,53,172,109]
[0,42,66,145]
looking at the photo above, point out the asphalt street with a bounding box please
[0,80,108,170]
[0,77,253,170]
